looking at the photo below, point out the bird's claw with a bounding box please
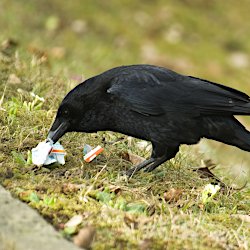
[143,165,153,172]
[126,167,138,178]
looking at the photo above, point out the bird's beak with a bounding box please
[47,121,69,143]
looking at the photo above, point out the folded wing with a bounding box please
[107,69,250,117]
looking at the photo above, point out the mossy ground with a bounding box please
[0,1,249,249]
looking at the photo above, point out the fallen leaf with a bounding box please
[195,166,217,179]
[128,152,145,165]
[65,215,83,228]
[164,188,183,202]
[73,226,95,249]
[194,160,226,188]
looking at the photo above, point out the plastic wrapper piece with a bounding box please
[32,140,66,166]
[83,144,92,155]
[83,145,104,162]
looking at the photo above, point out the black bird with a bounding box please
[47,64,250,176]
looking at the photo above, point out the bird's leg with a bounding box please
[126,144,179,177]
[144,145,179,172]
[143,156,169,172]
[126,158,155,177]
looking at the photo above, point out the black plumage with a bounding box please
[47,64,250,176]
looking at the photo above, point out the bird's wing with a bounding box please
[107,70,168,116]
[180,76,250,115]
[107,69,250,117]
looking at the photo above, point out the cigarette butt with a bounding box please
[84,145,104,162]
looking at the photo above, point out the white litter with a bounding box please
[83,145,103,163]
[32,140,66,166]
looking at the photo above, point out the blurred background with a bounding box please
[1,0,250,183]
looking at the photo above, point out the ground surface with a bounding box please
[0,1,249,249]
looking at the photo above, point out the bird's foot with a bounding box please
[144,155,170,172]
[126,167,137,178]
[143,164,157,172]
[126,158,155,177]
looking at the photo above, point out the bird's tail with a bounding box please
[231,102,250,115]
[203,116,250,152]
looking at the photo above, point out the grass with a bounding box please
[0,1,250,249]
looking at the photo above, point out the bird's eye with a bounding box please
[59,108,69,116]
[63,109,69,115]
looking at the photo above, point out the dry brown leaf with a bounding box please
[73,226,95,249]
[128,152,145,165]
[194,160,227,188]
[120,151,145,165]
[164,188,183,202]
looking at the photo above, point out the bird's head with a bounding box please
[47,101,78,143]
[47,82,90,143]
[47,77,106,143]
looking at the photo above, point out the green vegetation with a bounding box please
[0,1,249,249]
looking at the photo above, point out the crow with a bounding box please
[47,64,250,176]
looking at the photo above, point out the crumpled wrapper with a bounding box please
[32,140,66,166]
